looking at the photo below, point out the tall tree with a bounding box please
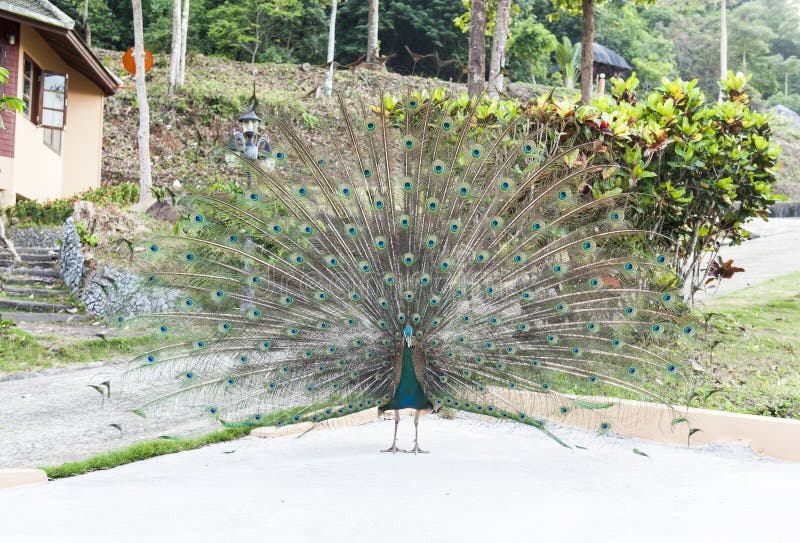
[131,0,153,205]
[579,0,594,104]
[82,0,91,46]
[178,0,189,85]
[322,0,338,97]
[169,0,182,91]
[720,0,727,96]
[487,0,511,98]
[783,56,800,96]
[467,0,487,98]
[366,0,379,65]
[552,0,654,103]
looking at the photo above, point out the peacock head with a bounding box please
[404,325,413,347]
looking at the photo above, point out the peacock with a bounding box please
[119,90,695,453]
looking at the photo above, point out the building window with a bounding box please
[41,72,67,129]
[43,127,61,153]
[22,55,41,120]
[21,57,67,154]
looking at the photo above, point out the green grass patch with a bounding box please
[0,329,164,374]
[41,427,250,479]
[676,272,800,418]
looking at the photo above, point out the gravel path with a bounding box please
[0,362,213,468]
[0,416,796,542]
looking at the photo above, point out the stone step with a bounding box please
[0,248,57,258]
[1,286,69,298]
[3,276,59,286]
[0,267,59,278]
[0,297,75,313]
[5,276,61,288]
[0,258,55,269]
[0,311,89,323]
[1,245,59,252]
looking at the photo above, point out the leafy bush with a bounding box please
[381,73,781,300]
[4,183,140,226]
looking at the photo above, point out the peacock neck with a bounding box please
[382,342,431,411]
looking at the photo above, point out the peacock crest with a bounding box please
[120,89,695,450]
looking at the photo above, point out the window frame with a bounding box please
[22,54,41,122]
[39,71,67,130]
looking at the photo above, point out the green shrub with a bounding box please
[381,73,781,300]
[3,182,140,226]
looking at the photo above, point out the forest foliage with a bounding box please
[52,0,800,109]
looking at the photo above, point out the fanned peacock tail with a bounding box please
[119,90,696,443]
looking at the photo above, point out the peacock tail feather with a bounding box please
[119,90,696,443]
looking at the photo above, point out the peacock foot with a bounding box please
[381,444,406,453]
[405,444,430,454]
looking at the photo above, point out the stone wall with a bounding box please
[58,217,84,293]
[7,226,61,248]
[58,217,179,319]
[81,265,178,319]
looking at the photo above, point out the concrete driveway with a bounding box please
[0,416,797,543]
[697,217,800,301]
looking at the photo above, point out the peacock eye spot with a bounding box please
[230,235,238,242]
[273,225,281,233]
[196,341,204,348]
[147,355,155,362]
[228,378,235,384]
[253,310,261,317]
[160,326,167,333]
[434,165,443,173]
[409,100,417,108]
[150,244,158,252]
[194,215,203,223]
[628,367,636,375]
[276,152,285,160]
[443,122,451,130]
[472,149,480,157]
[657,255,667,264]
[362,170,371,179]
[299,188,307,196]
[524,144,532,153]
[611,212,620,220]
[583,242,592,250]
[684,326,693,334]
[589,376,597,383]
[250,193,259,201]
[668,364,677,373]
[558,191,567,199]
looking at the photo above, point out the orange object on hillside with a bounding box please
[122,47,154,75]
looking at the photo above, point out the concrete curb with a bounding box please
[252,400,800,462]
[0,469,47,490]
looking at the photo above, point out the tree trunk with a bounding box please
[178,0,189,85]
[322,0,337,97]
[366,0,379,65]
[742,49,747,74]
[168,0,182,92]
[132,0,153,206]
[467,0,487,99]
[786,71,789,97]
[579,0,594,104]
[719,0,727,101]
[83,0,91,46]
[487,0,511,99]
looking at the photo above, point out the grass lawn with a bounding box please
[683,271,800,419]
[41,427,250,479]
[0,326,163,375]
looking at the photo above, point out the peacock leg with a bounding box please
[381,409,405,452]
[407,409,430,454]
